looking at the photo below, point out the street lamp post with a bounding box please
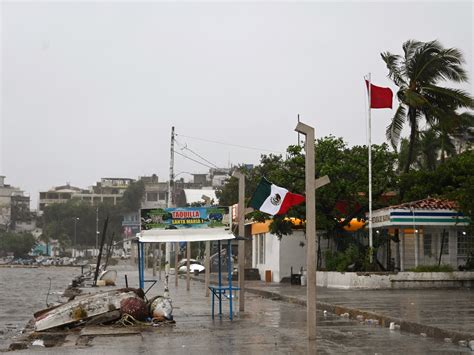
[74,217,80,258]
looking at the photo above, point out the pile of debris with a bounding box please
[34,287,173,332]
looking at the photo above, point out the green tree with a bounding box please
[399,150,474,233]
[41,200,125,250]
[0,232,36,257]
[381,40,473,173]
[120,180,145,212]
[216,137,398,246]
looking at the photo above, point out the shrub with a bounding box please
[408,264,454,272]
[459,252,474,271]
[325,245,360,272]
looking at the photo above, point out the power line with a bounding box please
[174,150,215,169]
[183,146,219,169]
[174,137,219,169]
[176,133,285,154]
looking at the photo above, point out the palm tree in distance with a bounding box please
[381,39,473,173]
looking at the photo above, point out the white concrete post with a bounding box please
[295,122,317,341]
[400,230,405,271]
[395,236,400,271]
[175,242,179,287]
[152,243,157,277]
[414,230,419,268]
[233,171,246,312]
[186,241,191,291]
[205,240,210,297]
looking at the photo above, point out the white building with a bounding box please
[250,221,307,282]
[0,176,32,231]
[371,198,471,270]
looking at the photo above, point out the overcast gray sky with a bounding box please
[1,1,473,209]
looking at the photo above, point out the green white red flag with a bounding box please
[249,178,305,216]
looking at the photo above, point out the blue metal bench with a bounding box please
[209,285,240,320]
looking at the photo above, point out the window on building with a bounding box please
[423,233,432,257]
[158,192,166,201]
[457,231,473,256]
[258,233,265,264]
[147,192,158,202]
[40,193,46,199]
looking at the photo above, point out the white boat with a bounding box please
[34,288,143,331]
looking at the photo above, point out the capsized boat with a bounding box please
[34,288,144,331]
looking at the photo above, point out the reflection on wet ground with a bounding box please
[249,282,474,335]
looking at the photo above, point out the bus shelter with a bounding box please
[136,206,239,319]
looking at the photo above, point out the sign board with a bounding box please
[140,206,229,231]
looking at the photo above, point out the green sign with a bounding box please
[140,207,229,230]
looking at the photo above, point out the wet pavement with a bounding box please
[245,281,474,336]
[4,264,472,354]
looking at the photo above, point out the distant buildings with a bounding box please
[38,178,135,211]
[0,176,35,233]
[140,174,168,210]
[0,168,232,254]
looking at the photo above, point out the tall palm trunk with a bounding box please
[403,108,418,174]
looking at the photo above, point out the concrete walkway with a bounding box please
[242,280,474,342]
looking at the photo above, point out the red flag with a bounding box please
[365,80,393,109]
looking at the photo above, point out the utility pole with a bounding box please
[166,126,175,275]
[295,121,317,341]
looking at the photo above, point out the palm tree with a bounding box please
[381,40,474,173]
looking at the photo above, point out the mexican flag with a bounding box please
[249,178,305,216]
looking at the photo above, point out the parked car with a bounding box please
[177,259,205,274]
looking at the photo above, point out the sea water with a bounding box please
[0,266,79,349]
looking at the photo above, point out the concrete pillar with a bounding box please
[158,243,162,281]
[400,230,405,271]
[394,234,400,271]
[152,243,157,277]
[449,229,457,266]
[205,241,210,297]
[233,171,246,312]
[175,242,179,287]
[295,122,317,341]
[186,242,191,291]
[414,230,419,267]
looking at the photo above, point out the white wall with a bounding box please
[252,230,307,283]
[279,231,307,282]
[253,233,281,282]
[317,271,474,289]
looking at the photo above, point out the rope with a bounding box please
[115,313,175,327]
[115,313,149,327]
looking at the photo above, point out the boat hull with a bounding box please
[34,289,141,331]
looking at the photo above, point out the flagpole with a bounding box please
[367,73,373,263]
